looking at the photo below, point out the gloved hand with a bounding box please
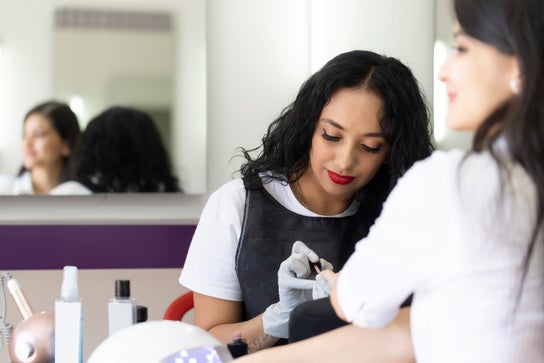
[262,241,319,338]
[312,258,334,299]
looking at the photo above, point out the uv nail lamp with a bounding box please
[87,320,233,363]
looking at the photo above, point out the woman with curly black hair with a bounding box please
[180,50,433,352]
[63,106,180,193]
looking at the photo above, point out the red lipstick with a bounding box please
[327,170,354,185]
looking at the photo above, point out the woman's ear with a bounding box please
[509,59,522,95]
[62,142,71,157]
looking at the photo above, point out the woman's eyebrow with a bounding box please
[321,118,345,131]
[453,30,467,39]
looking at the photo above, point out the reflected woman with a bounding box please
[60,106,181,193]
[0,100,81,195]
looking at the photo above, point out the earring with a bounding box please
[510,79,519,93]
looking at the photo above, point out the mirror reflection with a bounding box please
[0,1,206,195]
[0,100,82,195]
[53,7,175,142]
[63,105,182,194]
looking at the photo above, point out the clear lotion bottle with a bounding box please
[54,265,83,363]
[108,280,137,336]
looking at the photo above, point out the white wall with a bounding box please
[206,0,435,194]
[206,0,312,191]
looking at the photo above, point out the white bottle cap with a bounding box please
[61,265,79,300]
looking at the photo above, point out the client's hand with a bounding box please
[319,269,338,288]
[262,241,319,338]
[320,269,346,321]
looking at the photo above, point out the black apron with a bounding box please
[235,174,371,321]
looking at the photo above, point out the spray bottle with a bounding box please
[54,266,83,363]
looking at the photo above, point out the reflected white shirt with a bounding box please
[49,181,92,195]
[0,172,92,195]
[0,171,34,195]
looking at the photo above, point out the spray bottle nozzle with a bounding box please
[60,266,79,301]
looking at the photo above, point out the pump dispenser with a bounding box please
[108,280,137,336]
[54,266,83,363]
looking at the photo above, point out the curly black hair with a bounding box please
[67,106,181,193]
[239,50,433,222]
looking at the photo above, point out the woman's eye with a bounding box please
[361,145,382,154]
[321,128,340,142]
[453,45,467,54]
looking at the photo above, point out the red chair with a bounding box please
[163,291,194,321]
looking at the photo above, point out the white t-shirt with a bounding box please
[337,149,544,362]
[179,176,359,301]
[0,171,34,195]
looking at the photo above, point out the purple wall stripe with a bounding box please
[0,225,196,270]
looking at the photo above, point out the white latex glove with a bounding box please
[262,241,319,338]
[312,258,334,299]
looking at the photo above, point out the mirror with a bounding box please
[0,0,206,195]
[54,7,176,151]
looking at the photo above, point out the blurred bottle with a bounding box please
[108,280,137,336]
[136,305,148,323]
[227,332,248,358]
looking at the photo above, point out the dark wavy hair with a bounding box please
[67,106,181,193]
[456,0,544,292]
[18,100,81,180]
[239,50,433,222]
